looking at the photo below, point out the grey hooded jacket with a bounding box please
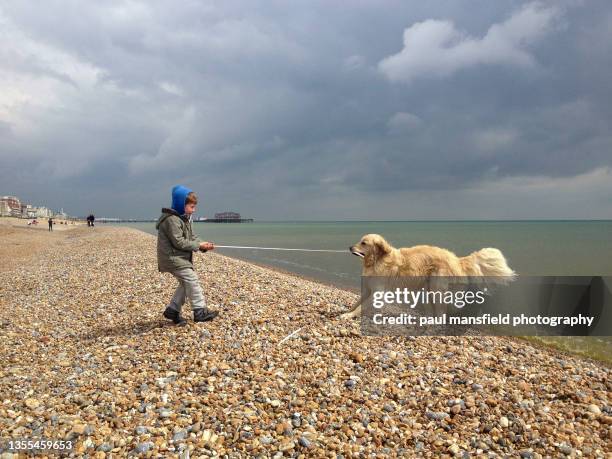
[156,208,201,272]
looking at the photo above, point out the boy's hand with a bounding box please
[199,242,215,251]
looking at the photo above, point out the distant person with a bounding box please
[90,214,95,227]
[156,185,218,325]
[48,217,53,231]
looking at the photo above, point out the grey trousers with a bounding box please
[167,267,206,313]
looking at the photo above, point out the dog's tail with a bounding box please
[461,248,516,282]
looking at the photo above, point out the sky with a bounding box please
[0,0,611,220]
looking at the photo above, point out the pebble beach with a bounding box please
[0,225,610,458]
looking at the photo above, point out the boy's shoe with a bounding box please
[193,308,219,323]
[163,306,186,326]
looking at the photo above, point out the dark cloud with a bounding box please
[0,0,611,219]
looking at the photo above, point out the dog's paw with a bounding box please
[339,312,358,320]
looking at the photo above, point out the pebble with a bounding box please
[134,442,154,454]
[500,416,509,428]
[426,411,449,421]
[588,404,601,415]
[190,422,201,433]
[138,402,151,413]
[278,439,295,452]
[383,403,395,412]
[83,438,95,449]
[24,398,40,409]
[298,436,312,448]
[97,443,112,452]
[71,423,87,435]
[201,430,218,444]
[517,380,531,391]
[448,444,461,455]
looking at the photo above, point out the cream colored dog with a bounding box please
[341,234,516,319]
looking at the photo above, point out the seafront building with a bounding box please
[20,204,35,218]
[35,207,54,218]
[0,200,10,216]
[0,195,63,219]
[0,196,21,217]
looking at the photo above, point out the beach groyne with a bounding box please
[0,226,610,457]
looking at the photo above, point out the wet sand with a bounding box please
[0,216,85,231]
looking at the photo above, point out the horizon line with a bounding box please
[108,218,612,222]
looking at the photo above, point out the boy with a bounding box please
[156,185,219,325]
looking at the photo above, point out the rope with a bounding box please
[214,245,347,253]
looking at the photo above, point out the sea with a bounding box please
[110,220,612,363]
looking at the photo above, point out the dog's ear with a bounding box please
[374,236,391,256]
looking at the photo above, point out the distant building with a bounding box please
[0,201,10,216]
[1,196,21,217]
[0,197,70,219]
[214,211,241,220]
[35,207,53,218]
[21,204,38,218]
[57,208,67,219]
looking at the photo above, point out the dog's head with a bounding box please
[350,234,392,263]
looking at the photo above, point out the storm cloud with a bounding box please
[0,0,611,219]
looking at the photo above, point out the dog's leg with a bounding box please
[340,297,363,319]
[426,275,448,323]
[340,288,371,319]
